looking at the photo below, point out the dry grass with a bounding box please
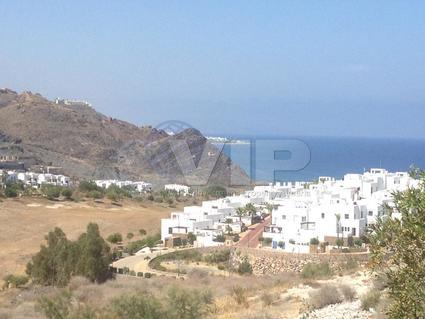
[0,197,181,277]
[308,284,343,309]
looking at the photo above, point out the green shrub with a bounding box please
[4,182,23,197]
[213,234,225,243]
[139,229,147,236]
[107,233,123,244]
[361,289,380,311]
[166,286,213,319]
[310,238,320,245]
[127,232,134,240]
[204,249,230,264]
[61,188,73,200]
[88,190,103,199]
[301,262,333,279]
[40,184,62,200]
[109,293,163,319]
[3,274,29,288]
[238,257,253,275]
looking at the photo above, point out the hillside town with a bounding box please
[161,169,420,252]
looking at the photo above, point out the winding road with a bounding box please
[237,216,271,248]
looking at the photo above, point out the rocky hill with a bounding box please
[0,89,249,186]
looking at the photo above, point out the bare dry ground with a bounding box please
[0,197,181,276]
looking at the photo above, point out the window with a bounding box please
[168,227,173,234]
[321,213,325,219]
[344,214,349,219]
[282,215,286,220]
[352,227,356,236]
[302,216,307,222]
[368,211,373,216]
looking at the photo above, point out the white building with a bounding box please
[161,194,262,247]
[160,168,420,253]
[164,184,191,196]
[94,179,152,192]
[262,169,419,253]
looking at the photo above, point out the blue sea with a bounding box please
[220,136,425,183]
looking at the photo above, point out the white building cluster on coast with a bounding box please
[161,168,420,253]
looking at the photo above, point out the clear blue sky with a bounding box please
[1,1,425,138]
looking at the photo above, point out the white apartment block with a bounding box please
[262,169,419,253]
[164,184,191,196]
[160,168,420,252]
[161,194,262,247]
[94,179,152,192]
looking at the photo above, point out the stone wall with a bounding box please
[190,246,369,276]
[231,247,369,275]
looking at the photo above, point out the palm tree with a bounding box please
[245,203,257,223]
[236,207,247,225]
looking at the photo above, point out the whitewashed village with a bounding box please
[161,168,420,253]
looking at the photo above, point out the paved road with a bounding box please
[237,216,271,248]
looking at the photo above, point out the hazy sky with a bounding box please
[1,1,425,138]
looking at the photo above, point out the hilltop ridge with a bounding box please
[0,89,249,185]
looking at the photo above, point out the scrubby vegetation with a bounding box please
[308,284,343,309]
[360,288,381,311]
[301,262,333,279]
[36,286,213,319]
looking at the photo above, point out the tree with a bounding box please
[187,232,196,245]
[139,229,147,236]
[235,207,247,225]
[368,170,425,318]
[245,203,257,224]
[26,227,77,287]
[76,223,111,283]
[127,232,134,240]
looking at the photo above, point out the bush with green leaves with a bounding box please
[301,262,333,279]
[238,256,253,275]
[3,274,29,288]
[107,232,123,244]
[309,237,319,245]
[61,188,73,200]
[125,233,161,254]
[40,184,62,200]
[166,286,213,319]
[4,182,23,197]
[109,293,163,319]
[139,229,147,236]
[126,232,134,240]
[367,168,425,318]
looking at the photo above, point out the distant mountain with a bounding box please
[0,89,249,186]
